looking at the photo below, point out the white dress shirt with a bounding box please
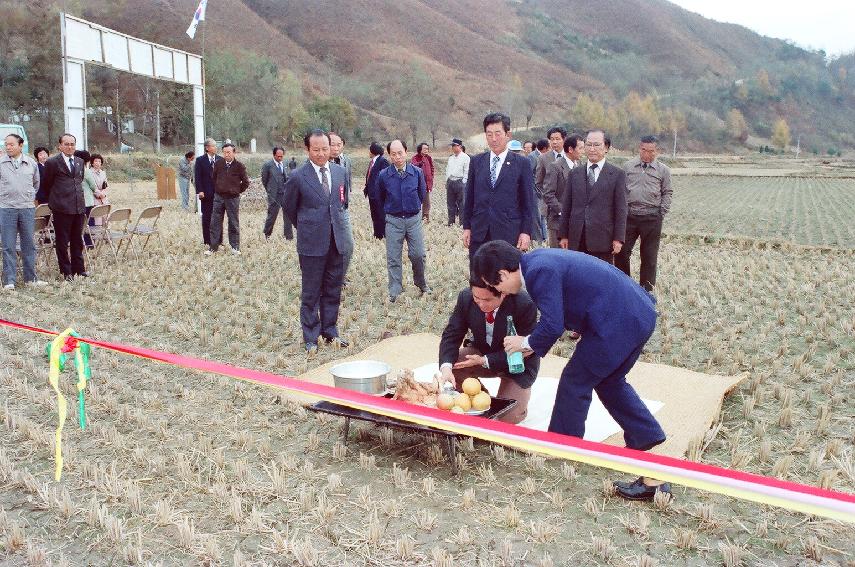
[489,148,510,181]
[587,158,605,184]
[564,155,577,170]
[446,152,470,182]
[310,160,330,190]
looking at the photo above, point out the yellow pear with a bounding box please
[462,377,481,397]
[471,391,491,411]
[454,393,472,412]
[436,393,456,411]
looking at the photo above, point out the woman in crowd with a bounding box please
[73,150,97,248]
[89,153,109,227]
[178,150,195,211]
[33,146,50,204]
[411,142,434,223]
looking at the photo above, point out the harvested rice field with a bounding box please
[1,160,853,566]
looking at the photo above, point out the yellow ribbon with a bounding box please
[48,329,74,481]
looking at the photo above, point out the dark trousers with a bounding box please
[263,191,293,239]
[421,190,431,220]
[446,179,464,226]
[616,214,662,291]
[210,194,240,251]
[200,195,214,245]
[368,198,385,239]
[298,238,344,344]
[578,230,614,264]
[52,211,86,277]
[548,339,665,450]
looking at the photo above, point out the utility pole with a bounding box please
[115,80,121,151]
[795,134,801,158]
[155,90,161,154]
[672,130,677,159]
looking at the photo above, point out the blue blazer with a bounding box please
[522,249,656,378]
[282,161,353,257]
[463,150,534,244]
[193,154,222,199]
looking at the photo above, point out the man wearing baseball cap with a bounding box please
[445,138,469,226]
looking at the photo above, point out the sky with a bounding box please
[669,0,855,56]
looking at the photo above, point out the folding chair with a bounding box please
[34,204,53,244]
[33,215,54,269]
[83,204,111,265]
[125,206,165,258]
[101,208,133,262]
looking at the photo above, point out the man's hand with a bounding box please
[612,240,622,255]
[503,335,525,354]
[453,355,485,369]
[517,233,531,251]
[197,192,205,199]
[559,238,569,250]
[462,229,471,248]
[439,366,456,388]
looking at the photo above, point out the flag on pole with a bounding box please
[186,0,208,39]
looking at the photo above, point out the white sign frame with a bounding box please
[61,13,205,153]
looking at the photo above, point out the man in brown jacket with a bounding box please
[206,143,249,256]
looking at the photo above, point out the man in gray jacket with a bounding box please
[0,134,46,288]
[616,135,673,291]
[260,147,293,240]
[283,130,353,354]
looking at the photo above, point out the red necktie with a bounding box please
[485,312,495,324]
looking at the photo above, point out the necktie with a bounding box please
[490,155,500,187]
[210,157,215,167]
[555,151,561,161]
[278,162,283,175]
[398,168,406,178]
[642,162,648,171]
[588,163,598,186]
[67,157,74,176]
[320,166,330,193]
[485,311,495,324]
[13,158,20,170]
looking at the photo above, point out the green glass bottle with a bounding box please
[506,315,525,374]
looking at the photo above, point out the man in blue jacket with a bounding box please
[377,139,430,303]
[472,240,669,502]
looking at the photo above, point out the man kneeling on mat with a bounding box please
[471,240,670,502]
[438,278,540,424]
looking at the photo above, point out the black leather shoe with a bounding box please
[305,342,318,354]
[419,286,432,295]
[389,295,398,303]
[614,477,671,502]
[321,335,349,348]
[635,437,666,452]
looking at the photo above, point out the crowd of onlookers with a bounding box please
[1,132,112,288]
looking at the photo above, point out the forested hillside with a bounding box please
[2,0,853,153]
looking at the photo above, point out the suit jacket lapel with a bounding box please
[469,300,488,347]
[494,152,514,188]
[304,166,328,202]
[493,302,509,348]
[588,163,609,203]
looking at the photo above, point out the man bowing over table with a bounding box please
[471,240,669,502]
[438,278,540,424]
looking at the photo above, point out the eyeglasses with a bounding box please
[584,142,604,148]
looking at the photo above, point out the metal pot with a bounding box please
[329,360,391,395]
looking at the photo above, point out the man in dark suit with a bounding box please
[363,142,389,239]
[541,133,584,248]
[194,138,221,247]
[283,130,354,354]
[462,112,533,261]
[261,146,293,241]
[40,133,87,280]
[473,241,669,502]
[559,130,627,264]
[438,279,540,424]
